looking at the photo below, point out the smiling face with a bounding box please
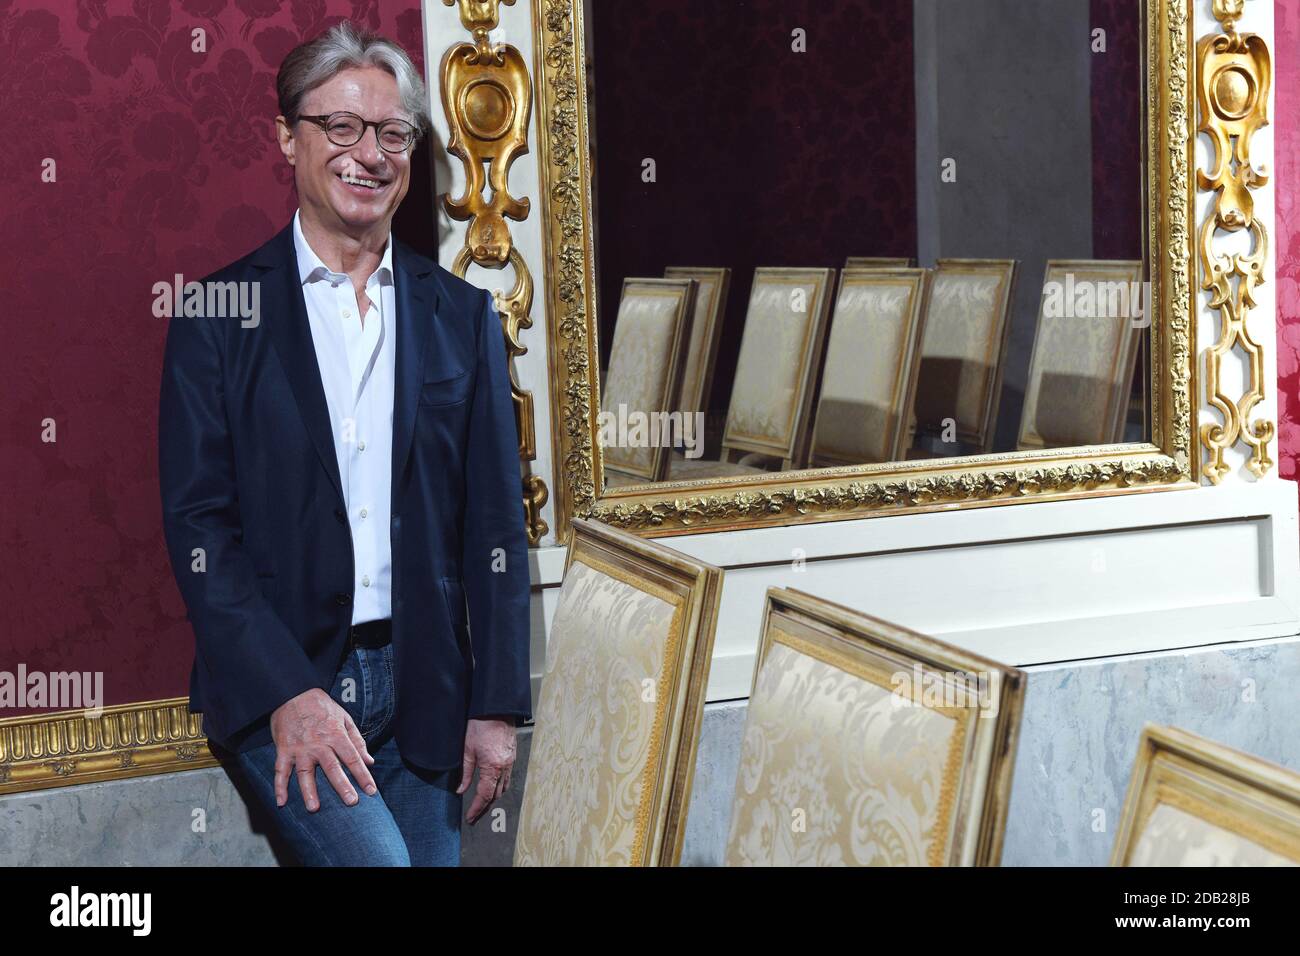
[277,65,413,239]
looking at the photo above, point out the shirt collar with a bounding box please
[292,208,393,286]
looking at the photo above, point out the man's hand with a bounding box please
[270,688,377,812]
[458,717,516,824]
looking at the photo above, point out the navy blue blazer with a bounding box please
[159,221,532,770]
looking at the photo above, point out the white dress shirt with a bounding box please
[292,209,394,625]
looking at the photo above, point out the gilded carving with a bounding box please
[441,0,549,543]
[1196,0,1275,482]
[0,699,216,795]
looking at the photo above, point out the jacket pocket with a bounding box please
[420,369,471,407]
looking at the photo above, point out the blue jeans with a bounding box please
[231,644,462,866]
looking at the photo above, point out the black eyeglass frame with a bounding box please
[296,111,421,153]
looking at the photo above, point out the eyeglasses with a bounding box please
[297,111,419,153]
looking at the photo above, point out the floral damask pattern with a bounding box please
[1276,1,1300,487]
[514,558,676,866]
[726,276,826,450]
[725,638,967,867]
[812,278,919,463]
[1130,803,1294,867]
[917,269,1008,435]
[1019,262,1144,447]
[0,0,422,713]
[600,285,690,477]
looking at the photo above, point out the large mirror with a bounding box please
[534,0,1194,536]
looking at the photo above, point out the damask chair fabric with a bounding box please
[721,267,836,469]
[811,268,931,466]
[514,518,723,866]
[1112,726,1300,867]
[912,258,1017,452]
[599,278,697,483]
[725,588,1025,866]
[664,267,731,423]
[1018,259,1145,450]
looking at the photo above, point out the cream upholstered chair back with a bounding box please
[811,268,931,466]
[725,587,1025,866]
[1112,725,1300,866]
[514,518,722,866]
[721,267,836,470]
[664,266,731,421]
[1018,259,1145,450]
[912,258,1018,452]
[599,278,697,483]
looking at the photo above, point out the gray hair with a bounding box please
[277,21,431,141]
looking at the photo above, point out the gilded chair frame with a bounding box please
[726,587,1026,866]
[664,266,732,422]
[845,256,917,269]
[599,277,697,484]
[1111,725,1300,866]
[513,517,723,866]
[1018,258,1147,451]
[811,267,932,467]
[912,257,1019,453]
[719,266,836,470]
[533,0,1197,539]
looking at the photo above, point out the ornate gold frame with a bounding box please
[532,0,1198,538]
[1111,724,1300,865]
[726,587,1025,866]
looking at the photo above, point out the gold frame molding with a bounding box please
[726,587,1025,866]
[1111,724,1300,865]
[0,698,215,796]
[1196,0,1274,483]
[533,0,1197,539]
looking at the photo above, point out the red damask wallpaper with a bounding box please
[0,0,426,714]
[1277,0,1299,486]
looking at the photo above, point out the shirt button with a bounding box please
[361,575,371,588]
[358,440,366,452]
[342,309,351,318]
[359,507,368,519]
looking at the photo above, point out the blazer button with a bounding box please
[334,508,347,524]
[335,592,351,606]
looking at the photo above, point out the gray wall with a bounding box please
[914,0,1095,450]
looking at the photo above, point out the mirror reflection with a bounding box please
[587,0,1150,489]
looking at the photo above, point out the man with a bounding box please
[159,21,530,866]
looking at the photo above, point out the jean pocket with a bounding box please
[331,650,364,725]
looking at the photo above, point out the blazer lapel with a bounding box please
[255,223,345,503]
[391,238,441,492]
